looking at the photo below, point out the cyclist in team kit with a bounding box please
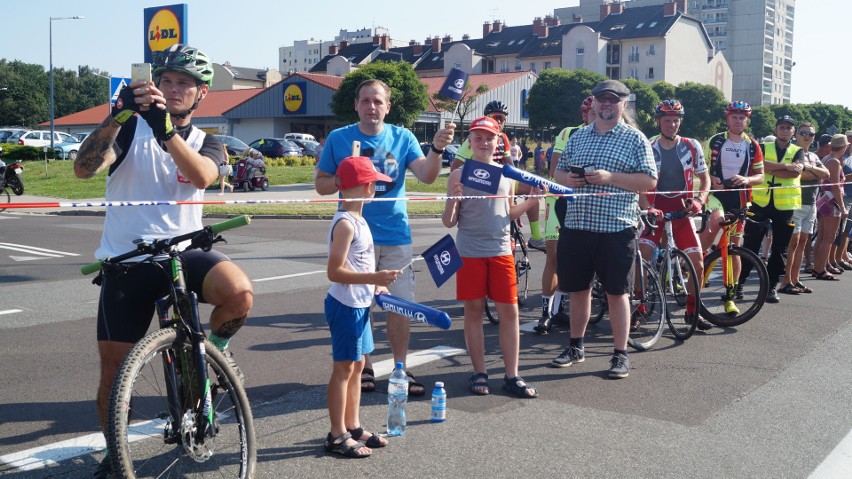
[700,101,765,314]
[75,44,254,479]
[535,95,595,334]
[452,101,546,251]
[637,100,713,330]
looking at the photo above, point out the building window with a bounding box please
[515,59,522,71]
[648,44,655,55]
[530,62,537,72]
[501,60,510,73]
[606,66,620,79]
[629,45,640,63]
[544,61,551,70]
[629,68,638,79]
[648,67,654,79]
[606,44,620,64]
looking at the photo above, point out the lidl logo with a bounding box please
[148,9,182,52]
[283,82,306,114]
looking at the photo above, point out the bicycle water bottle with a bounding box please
[431,381,446,423]
[387,362,408,436]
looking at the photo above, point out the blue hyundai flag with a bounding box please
[437,68,469,101]
[460,159,503,194]
[421,234,463,288]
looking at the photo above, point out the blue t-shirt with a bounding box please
[318,123,424,245]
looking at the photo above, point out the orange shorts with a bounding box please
[456,255,517,304]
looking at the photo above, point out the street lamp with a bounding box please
[49,15,84,150]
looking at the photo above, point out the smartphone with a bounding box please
[131,63,152,107]
[569,165,586,177]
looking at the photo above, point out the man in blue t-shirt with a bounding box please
[316,78,455,396]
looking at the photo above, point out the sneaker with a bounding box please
[724,300,740,315]
[696,316,714,331]
[766,287,780,304]
[534,311,552,335]
[222,349,246,386]
[735,284,744,300]
[608,353,630,379]
[93,456,113,479]
[550,346,585,368]
[527,238,546,252]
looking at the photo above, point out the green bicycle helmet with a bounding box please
[152,44,214,86]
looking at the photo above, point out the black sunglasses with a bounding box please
[798,132,816,137]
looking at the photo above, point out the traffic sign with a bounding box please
[110,77,133,106]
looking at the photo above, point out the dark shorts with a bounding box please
[557,227,637,295]
[96,249,230,343]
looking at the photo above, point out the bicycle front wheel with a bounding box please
[663,249,700,341]
[0,187,9,212]
[628,260,666,351]
[700,246,768,327]
[107,328,256,479]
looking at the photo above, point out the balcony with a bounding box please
[628,53,640,63]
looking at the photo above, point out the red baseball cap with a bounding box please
[468,116,501,136]
[337,156,392,190]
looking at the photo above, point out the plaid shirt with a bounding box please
[557,122,657,233]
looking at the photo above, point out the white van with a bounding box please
[283,133,316,143]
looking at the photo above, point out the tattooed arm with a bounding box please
[74,116,122,179]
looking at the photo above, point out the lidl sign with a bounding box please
[283,82,306,115]
[143,4,188,63]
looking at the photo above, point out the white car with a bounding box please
[10,130,76,147]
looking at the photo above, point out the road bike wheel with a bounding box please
[107,328,256,479]
[628,260,666,351]
[516,256,530,306]
[0,187,9,212]
[699,246,768,327]
[588,276,607,325]
[663,249,700,341]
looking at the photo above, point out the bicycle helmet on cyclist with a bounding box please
[655,99,684,118]
[152,44,214,119]
[484,100,509,116]
[725,100,752,117]
[580,95,594,112]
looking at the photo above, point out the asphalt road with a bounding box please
[1,211,852,478]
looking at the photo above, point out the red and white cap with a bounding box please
[337,156,392,190]
[468,116,501,135]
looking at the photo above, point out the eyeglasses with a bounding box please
[594,96,622,104]
[488,113,506,123]
[798,132,816,137]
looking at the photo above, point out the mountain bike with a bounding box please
[81,215,256,479]
[644,210,702,341]
[588,221,666,351]
[699,207,769,327]
[485,217,531,324]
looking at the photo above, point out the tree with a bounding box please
[674,82,728,140]
[432,82,489,135]
[622,78,660,136]
[748,106,776,139]
[527,69,606,131]
[650,81,676,102]
[330,61,428,128]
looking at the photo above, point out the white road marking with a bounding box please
[0,309,23,316]
[0,345,465,472]
[252,257,425,283]
[0,242,80,257]
[520,320,539,332]
[809,428,852,478]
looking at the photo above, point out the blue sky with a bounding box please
[1,0,848,109]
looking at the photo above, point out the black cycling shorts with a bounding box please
[96,249,229,343]
[557,227,637,295]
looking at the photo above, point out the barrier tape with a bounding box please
[2,182,846,210]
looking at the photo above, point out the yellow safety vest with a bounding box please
[752,142,801,210]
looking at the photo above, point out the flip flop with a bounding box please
[814,271,839,281]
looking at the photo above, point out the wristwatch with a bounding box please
[430,144,445,155]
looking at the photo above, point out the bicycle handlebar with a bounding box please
[81,215,252,275]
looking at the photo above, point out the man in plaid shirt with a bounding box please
[549,80,657,379]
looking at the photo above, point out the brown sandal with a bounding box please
[360,368,375,393]
[814,271,839,281]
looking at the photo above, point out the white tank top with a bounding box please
[96,120,206,260]
[327,210,376,308]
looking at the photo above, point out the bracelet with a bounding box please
[430,143,445,155]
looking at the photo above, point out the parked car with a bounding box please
[53,138,84,160]
[0,128,26,143]
[291,139,319,158]
[10,130,76,147]
[213,134,250,157]
[248,138,303,158]
[283,132,316,143]
[420,142,460,166]
[73,132,91,142]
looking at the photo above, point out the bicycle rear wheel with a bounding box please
[699,246,768,327]
[663,249,699,340]
[588,276,607,325]
[628,260,666,351]
[107,328,256,479]
[0,187,9,212]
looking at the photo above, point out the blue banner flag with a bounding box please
[460,159,503,194]
[437,68,469,102]
[421,234,463,288]
[375,293,452,330]
[501,164,575,201]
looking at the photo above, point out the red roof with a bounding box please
[287,71,344,91]
[44,88,266,127]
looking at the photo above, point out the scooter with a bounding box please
[0,147,24,195]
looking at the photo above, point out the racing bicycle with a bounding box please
[485,217,531,324]
[82,216,256,478]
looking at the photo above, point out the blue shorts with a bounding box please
[324,294,374,362]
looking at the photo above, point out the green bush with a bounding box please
[1,143,56,161]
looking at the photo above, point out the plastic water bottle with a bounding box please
[431,381,446,423]
[387,362,408,437]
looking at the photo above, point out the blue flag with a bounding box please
[460,159,503,194]
[438,68,469,102]
[421,234,463,288]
